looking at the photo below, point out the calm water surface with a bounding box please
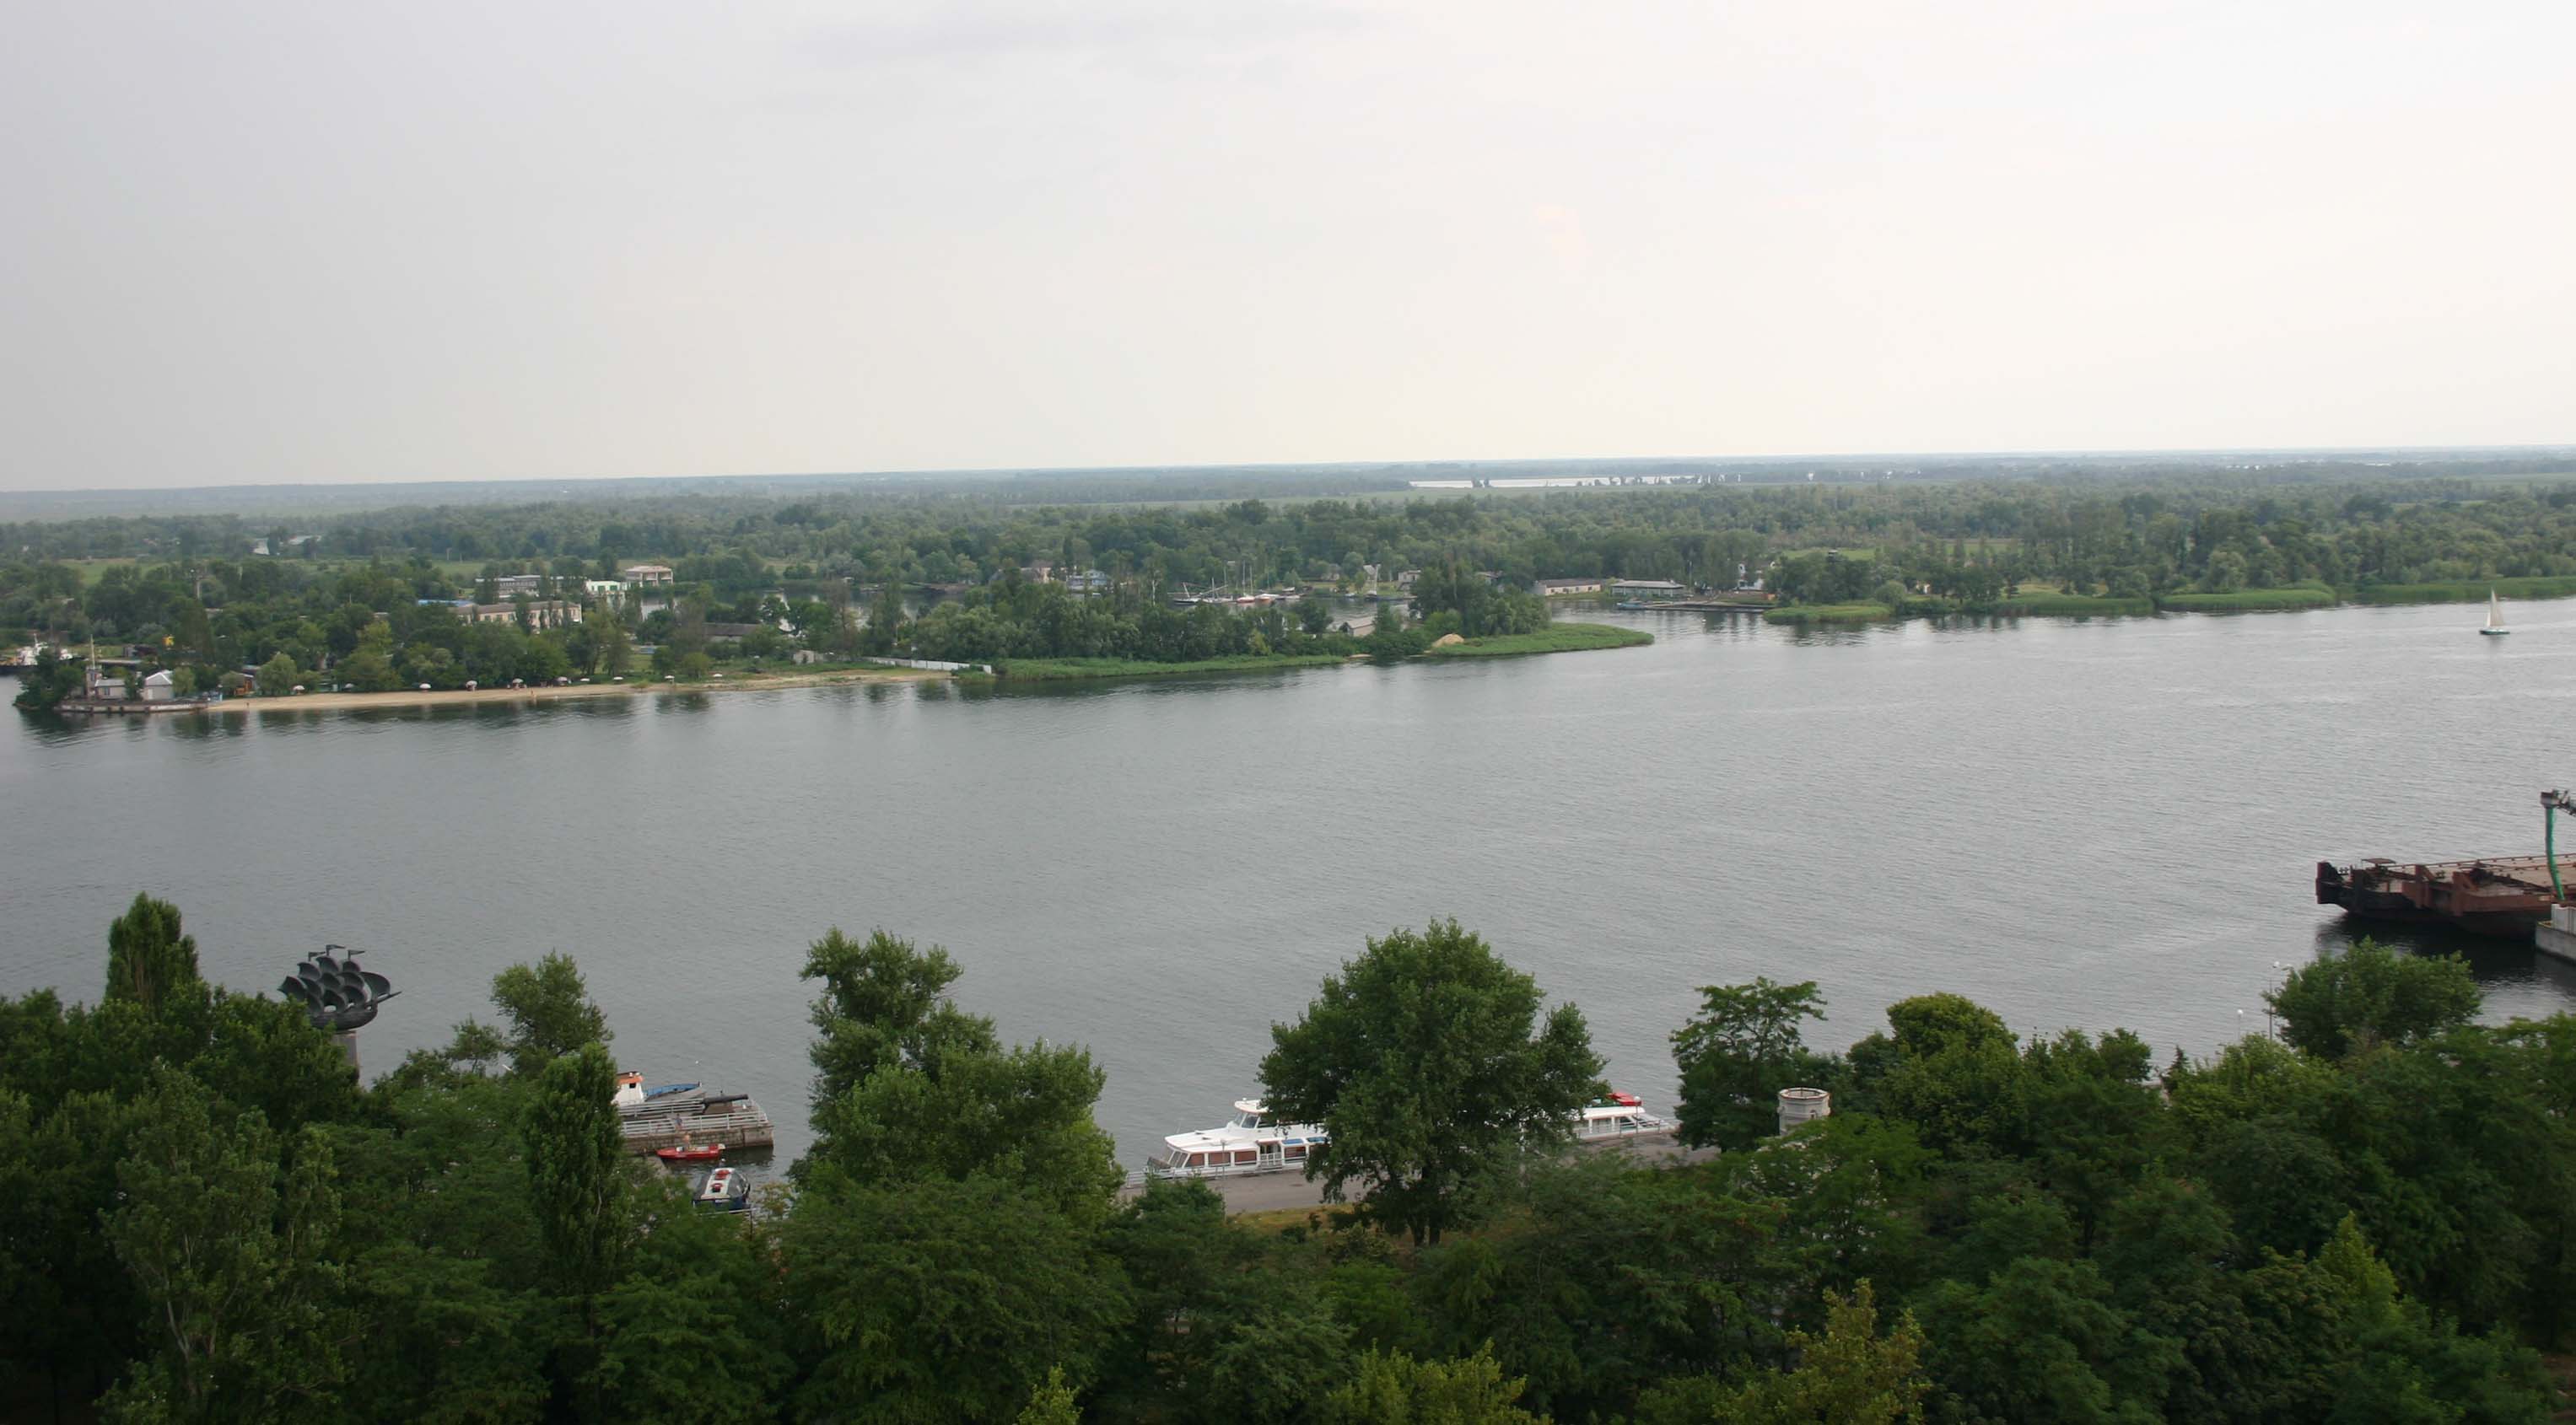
[8,600,2575,1167]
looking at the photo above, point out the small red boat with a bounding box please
[655,1142,725,1163]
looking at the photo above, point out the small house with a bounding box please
[1533,578,1606,596]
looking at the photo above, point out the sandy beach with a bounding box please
[197,666,951,715]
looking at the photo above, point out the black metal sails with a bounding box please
[278,944,397,1032]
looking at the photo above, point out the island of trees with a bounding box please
[3,897,2567,1422]
[13,461,2576,707]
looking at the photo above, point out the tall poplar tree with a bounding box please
[104,892,203,1019]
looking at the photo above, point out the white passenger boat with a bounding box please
[1146,1100,1326,1179]
[1145,1091,1669,1180]
[1572,1091,1669,1140]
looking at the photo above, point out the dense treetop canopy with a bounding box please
[0,907,2563,1422]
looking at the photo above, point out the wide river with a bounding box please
[8,599,2574,1170]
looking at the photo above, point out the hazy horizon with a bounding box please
[6,2,2571,492]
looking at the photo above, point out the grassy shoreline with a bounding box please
[2153,581,2338,612]
[1422,623,1652,658]
[992,653,1351,682]
[2352,575,2576,605]
[1984,592,2155,616]
[1760,575,2573,621]
[1764,602,1895,623]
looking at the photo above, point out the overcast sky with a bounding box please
[3,2,2569,492]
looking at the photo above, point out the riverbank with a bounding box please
[1763,578,2519,621]
[2352,575,2576,605]
[1420,622,1652,657]
[195,665,946,715]
[993,653,1352,682]
[991,624,1651,680]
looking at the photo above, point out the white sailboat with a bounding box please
[2481,589,2510,636]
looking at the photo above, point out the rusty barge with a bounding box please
[2315,854,2576,936]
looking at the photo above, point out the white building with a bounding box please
[470,600,584,630]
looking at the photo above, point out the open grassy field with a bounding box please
[1422,623,1652,658]
[2352,575,2576,605]
[993,653,1350,681]
[2153,581,2338,612]
[66,558,139,586]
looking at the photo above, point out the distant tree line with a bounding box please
[2,899,2563,1422]
[15,465,2576,642]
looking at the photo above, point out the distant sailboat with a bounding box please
[2481,589,2510,636]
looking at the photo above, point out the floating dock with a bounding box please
[616,1084,776,1155]
[2315,854,2576,936]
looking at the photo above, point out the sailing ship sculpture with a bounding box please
[276,944,397,1032]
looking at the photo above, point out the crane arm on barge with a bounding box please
[2545,790,2576,902]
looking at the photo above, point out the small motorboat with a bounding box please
[655,1139,725,1163]
[696,1166,751,1213]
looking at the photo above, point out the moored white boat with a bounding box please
[1571,1090,1669,1140]
[696,1165,751,1213]
[1145,1091,1669,1179]
[1146,1100,1326,1179]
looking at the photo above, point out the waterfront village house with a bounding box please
[1612,578,1688,600]
[1395,569,1421,589]
[622,564,676,586]
[1025,560,1056,582]
[469,600,584,630]
[585,579,626,602]
[493,573,543,600]
[84,659,150,699]
[139,669,175,702]
[1534,578,1606,596]
[1064,568,1111,594]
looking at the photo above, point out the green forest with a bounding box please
[13,468,2576,653]
[5,901,2568,1422]
[14,468,2576,702]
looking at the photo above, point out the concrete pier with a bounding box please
[2536,905,2576,964]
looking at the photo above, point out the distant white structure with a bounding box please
[469,600,584,630]
[1776,1086,1831,1136]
